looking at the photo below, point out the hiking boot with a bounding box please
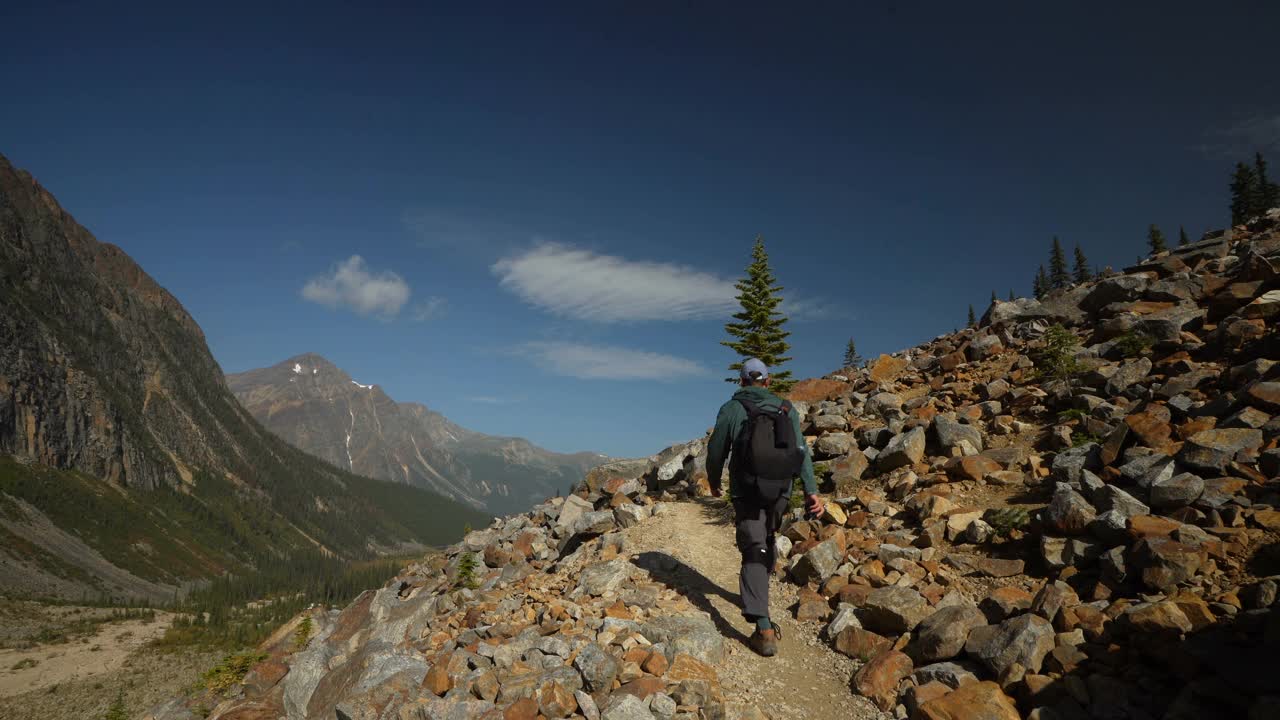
[749,627,779,657]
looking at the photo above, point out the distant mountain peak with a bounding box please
[228,356,611,515]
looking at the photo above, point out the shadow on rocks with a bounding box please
[631,551,751,647]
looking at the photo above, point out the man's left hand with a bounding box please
[806,493,824,518]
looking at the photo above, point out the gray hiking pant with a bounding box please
[733,494,790,621]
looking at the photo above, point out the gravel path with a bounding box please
[628,500,887,720]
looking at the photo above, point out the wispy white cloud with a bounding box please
[301,255,411,318]
[467,394,526,404]
[410,296,447,322]
[1198,112,1280,156]
[515,341,708,381]
[492,242,739,322]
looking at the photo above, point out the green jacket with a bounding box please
[706,385,816,498]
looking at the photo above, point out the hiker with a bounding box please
[705,358,822,657]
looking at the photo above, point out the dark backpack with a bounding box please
[736,397,806,502]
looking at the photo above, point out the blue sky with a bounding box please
[3,2,1279,457]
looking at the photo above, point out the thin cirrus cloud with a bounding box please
[301,255,412,318]
[516,341,708,381]
[492,243,739,323]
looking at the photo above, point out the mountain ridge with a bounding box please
[227,353,610,515]
[0,153,488,601]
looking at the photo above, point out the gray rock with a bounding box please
[557,495,596,534]
[964,614,1056,684]
[815,432,856,457]
[982,297,1051,327]
[614,504,648,529]
[910,604,986,663]
[859,586,932,634]
[601,693,656,720]
[1041,535,1070,570]
[1083,275,1149,312]
[824,605,862,639]
[650,693,677,719]
[866,392,905,418]
[877,543,922,564]
[1042,484,1096,536]
[933,416,984,454]
[792,539,842,585]
[813,414,849,432]
[1149,472,1204,509]
[640,616,725,665]
[877,426,926,471]
[576,691,601,720]
[1105,357,1152,396]
[1177,428,1264,473]
[967,333,1004,361]
[574,643,621,693]
[1093,485,1149,518]
[1051,443,1101,484]
[579,560,632,596]
[912,661,981,689]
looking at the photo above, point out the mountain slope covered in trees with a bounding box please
[0,153,488,601]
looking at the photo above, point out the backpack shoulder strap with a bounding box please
[737,397,762,416]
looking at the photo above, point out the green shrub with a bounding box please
[202,651,268,694]
[455,553,479,590]
[1114,331,1154,358]
[984,507,1030,537]
[102,690,127,720]
[292,615,313,651]
[1056,408,1088,424]
[1033,324,1084,385]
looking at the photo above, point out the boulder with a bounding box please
[1105,357,1152,395]
[851,649,913,711]
[1042,484,1096,535]
[833,627,892,661]
[1149,472,1204,509]
[963,614,1055,684]
[600,694,655,720]
[579,560,632,596]
[869,354,911,383]
[792,539,842,585]
[982,298,1051,327]
[933,416,984,454]
[811,433,853,460]
[1093,485,1149,518]
[910,604,987,663]
[1133,537,1203,591]
[812,414,849,432]
[916,681,1021,720]
[574,643,621,693]
[1177,428,1264,473]
[877,426,926,471]
[859,586,932,634]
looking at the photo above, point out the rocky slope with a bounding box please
[227,354,609,515]
[0,153,488,601]
[150,210,1279,720]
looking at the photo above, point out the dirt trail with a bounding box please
[628,500,887,720]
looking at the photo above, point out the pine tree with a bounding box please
[967,305,976,328]
[1072,245,1091,284]
[1008,289,1015,301]
[1033,265,1049,299]
[103,691,128,720]
[990,290,997,304]
[722,237,794,392]
[1048,237,1069,290]
[1256,151,1280,213]
[1230,162,1259,225]
[1147,224,1167,254]
[842,337,863,368]
[1178,226,1190,246]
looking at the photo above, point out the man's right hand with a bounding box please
[709,483,722,498]
[806,493,824,518]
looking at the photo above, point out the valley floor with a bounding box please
[0,603,217,720]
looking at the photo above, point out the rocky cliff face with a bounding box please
[227,354,610,515]
[0,154,488,600]
[158,210,1280,720]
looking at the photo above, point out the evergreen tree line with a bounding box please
[1230,151,1280,224]
[156,550,408,649]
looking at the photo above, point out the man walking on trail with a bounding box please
[706,358,822,657]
